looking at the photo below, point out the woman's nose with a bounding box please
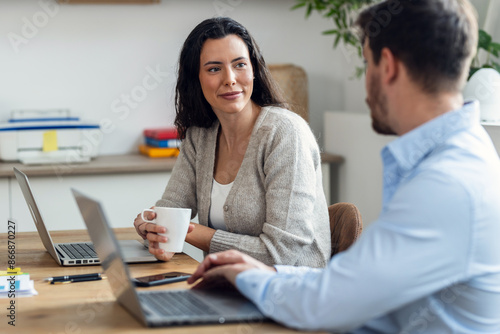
[224,69,236,86]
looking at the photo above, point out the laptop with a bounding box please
[13,167,157,266]
[72,188,269,327]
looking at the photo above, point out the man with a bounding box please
[187,0,500,332]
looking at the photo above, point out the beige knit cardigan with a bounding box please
[156,106,331,267]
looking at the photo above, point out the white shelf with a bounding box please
[481,122,500,126]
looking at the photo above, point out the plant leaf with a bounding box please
[305,2,313,17]
[493,62,500,73]
[478,29,492,51]
[355,66,365,79]
[326,8,337,18]
[333,33,342,47]
[291,2,306,11]
[468,67,480,80]
[489,42,500,58]
[357,46,363,58]
[322,29,338,35]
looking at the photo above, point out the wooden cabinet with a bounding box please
[0,179,9,228]
[9,172,170,233]
[1,154,176,235]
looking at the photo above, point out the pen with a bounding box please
[50,276,104,284]
[44,273,102,282]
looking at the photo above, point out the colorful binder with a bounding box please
[139,145,179,158]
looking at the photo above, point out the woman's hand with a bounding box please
[133,207,195,261]
[133,206,155,239]
[147,238,175,262]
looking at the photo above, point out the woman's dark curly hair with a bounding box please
[174,17,286,139]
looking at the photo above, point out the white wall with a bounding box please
[0,0,358,154]
[324,111,391,225]
[1,0,496,148]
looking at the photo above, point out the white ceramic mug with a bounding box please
[141,207,192,253]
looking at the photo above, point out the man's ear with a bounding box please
[379,47,398,85]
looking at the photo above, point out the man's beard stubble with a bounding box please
[366,74,396,136]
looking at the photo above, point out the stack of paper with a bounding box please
[0,268,37,298]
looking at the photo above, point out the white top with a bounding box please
[208,179,233,231]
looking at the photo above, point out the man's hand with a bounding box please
[187,250,276,288]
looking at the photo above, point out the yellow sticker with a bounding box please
[43,130,58,152]
[0,268,24,276]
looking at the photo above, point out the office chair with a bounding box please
[329,202,363,257]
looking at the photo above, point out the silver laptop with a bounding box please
[72,188,268,327]
[13,167,157,266]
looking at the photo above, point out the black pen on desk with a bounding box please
[44,273,102,283]
[50,276,104,284]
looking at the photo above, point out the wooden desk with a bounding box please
[0,228,324,333]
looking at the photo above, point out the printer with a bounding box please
[0,109,101,165]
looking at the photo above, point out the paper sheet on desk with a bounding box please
[0,273,38,298]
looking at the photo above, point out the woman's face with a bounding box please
[199,35,254,117]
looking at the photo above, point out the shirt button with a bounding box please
[223,205,229,212]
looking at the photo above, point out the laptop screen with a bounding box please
[13,167,61,264]
[72,189,146,323]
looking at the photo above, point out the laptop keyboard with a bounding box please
[59,243,98,259]
[139,290,219,317]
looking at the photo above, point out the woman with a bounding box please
[134,17,330,267]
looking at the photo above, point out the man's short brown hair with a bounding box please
[356,0,478,93]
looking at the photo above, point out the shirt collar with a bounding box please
[383,101,480,172]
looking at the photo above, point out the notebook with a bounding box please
[13,167,157,266]
[72,188,269,327]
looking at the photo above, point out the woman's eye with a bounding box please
[208,67,220,73]
[235,62,246,68]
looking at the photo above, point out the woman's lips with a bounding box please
[219,91,243,100]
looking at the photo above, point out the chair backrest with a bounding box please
[329,202,363,257]
[268,64,309,122]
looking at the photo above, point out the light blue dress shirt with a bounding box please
[236,102,500,333]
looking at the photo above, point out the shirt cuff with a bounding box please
[275,265,294,274]
[275,264,319,276]
[235,269,276,305]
